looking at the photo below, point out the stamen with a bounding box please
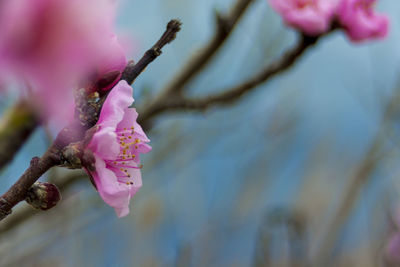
[110,163,141,169]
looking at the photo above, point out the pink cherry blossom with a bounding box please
[269,0,338,36]
[86,80,151,217]
[385,211,400,264]
[0,0,126,121]
[336,0,389,42]
[387,233,400,263]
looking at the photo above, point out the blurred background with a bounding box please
[0,0,399,266]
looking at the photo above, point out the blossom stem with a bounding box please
[139,0,255,122]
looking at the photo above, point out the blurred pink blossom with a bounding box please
[387,233,400,263]
[0,0,126,121]
[86,80,151,217]
[336,0,389,42]
[386,211,400,264]
[268,0,338,35]
[95,35,127,91]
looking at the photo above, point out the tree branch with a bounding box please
[121,19,182,85]
[0,172,85,234]
[311,84,400,265]
[140,0,255,121]
[0,19,182,222]
[0,146,61,220]
[139,34,320,122]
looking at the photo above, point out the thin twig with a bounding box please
[140,0,255,121]
[311,85,400,265]
[92,19,182,126]
[121,19,182,85]
[0,172,85,234]
[0,146,61,220]
[312,141,381,265]
[139,34,320,123]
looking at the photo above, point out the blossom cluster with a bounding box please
[0,0,151,217]
[269,0,389,42]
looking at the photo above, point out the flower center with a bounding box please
[105,125,143,185]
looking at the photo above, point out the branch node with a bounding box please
[30,157,40,167]
[0,198,12,220]
[215,11,231,36]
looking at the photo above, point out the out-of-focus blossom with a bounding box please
[386,211,400,264]
[336,0,389,42]
[95,35,127,91]
[85,81,151,217]
[268,0,338,35]
[387,233,400,263]
[0,0,126,121]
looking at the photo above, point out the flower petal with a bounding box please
[88,127,120,160]
[97,80,134,129]
[337,0,389,42]
[92,155,131,217]
[268,0,337,36]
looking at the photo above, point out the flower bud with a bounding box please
[61,143,83,169]
[95,70,121,92]
[25,182,61,210]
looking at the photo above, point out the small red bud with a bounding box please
[25,182,61,210]
[95,70,121,92]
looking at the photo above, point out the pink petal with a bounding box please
[387,233,400,262]
[117,108,151,142]
[97,80,134,129]
[285,7,330,35]
[337,0,389,42]
[88,127,120,160]
[268,0,337,36]
[0,0,126,122]
[116,107,139,131]
[96,35,127,90]
[92,155,131,217]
